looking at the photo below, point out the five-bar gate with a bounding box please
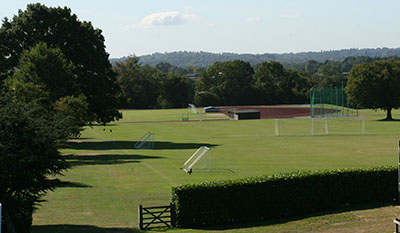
[138,203,175,230]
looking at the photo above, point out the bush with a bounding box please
[172,166,397,228]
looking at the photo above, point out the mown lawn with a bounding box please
[32,108,400,232]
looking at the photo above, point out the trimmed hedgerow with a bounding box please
[172,166,397,228]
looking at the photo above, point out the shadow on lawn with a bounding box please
[55,180,93,188]
[195,202,393,231]
[65,140,218,150]
[32,224,139,233]
[65,154,163,166]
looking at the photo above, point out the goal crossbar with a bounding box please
[181,146,211,174]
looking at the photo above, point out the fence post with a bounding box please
[170,203,176,227]
[138,205,143,230]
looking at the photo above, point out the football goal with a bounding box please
[188,103,203,121]
[181,146,211,174]
[275,117,365,136]
[134,132,154,149]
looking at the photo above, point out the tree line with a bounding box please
[114,55,393,109]
[112,48,400,68]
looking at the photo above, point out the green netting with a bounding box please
[311,87,358,117]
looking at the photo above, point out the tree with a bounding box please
[113,56,160,109]
[198,60,255,105]
[305,60,322,74]
[313,61,347,87]
[347,60,400,120]
[157,73,194,108]
[0,3,122,123]
[3,42,91,137]
[253,61,284,104]
[194,91,221,106]
[253,61,311,105]
[53,95,90,137]
[0,93,68,233]
[10,42,79,103]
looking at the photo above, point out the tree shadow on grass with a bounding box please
[65,141,218,150]
[32,224,139,233]
[55,180,93,188]
[377,118,400,121]
[65,154,163,166]
[192,202,393,231]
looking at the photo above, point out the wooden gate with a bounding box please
[138,203,175,230]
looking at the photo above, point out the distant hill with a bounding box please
[110,48,400,68]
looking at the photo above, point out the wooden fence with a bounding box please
[138,203,175,230]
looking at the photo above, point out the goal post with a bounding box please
[181,146,211,174]
[275,117,365,136]
[188,103,203,121]
[135,132,154,149]
[311,118,329,136]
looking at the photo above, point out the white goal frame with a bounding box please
[188,103,203,121]
[135,132,154,149]
[275,116,365,136]
[181,146,211,174]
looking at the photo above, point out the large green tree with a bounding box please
[347,60,400,120]
[198,60,255,105]
[113,56,160,109]
[0,3,122,123]
[5,43,91,137]
[158,72,194,108]
[10,42,79,102]
[253,61,284,104]
[253,61,311,105]
[0,93,69,233]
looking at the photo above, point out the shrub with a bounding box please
[172,166,397,228]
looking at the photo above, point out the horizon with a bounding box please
[117,47,400,59]
[3,1,400,58]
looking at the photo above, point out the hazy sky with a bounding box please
[2,1,400,58]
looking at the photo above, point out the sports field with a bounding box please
[32,107,400,232]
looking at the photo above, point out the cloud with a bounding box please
[279,12,301,19]
[209,23,216,28]
[246,17,261,24]
[127,11,197,29]
[183,6,195,11]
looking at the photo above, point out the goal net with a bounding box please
[311,87,359,118]
[181,146,211,174]
[134,132,154,149]
[275,117,365,136]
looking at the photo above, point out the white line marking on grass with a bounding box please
[89,127,177,186]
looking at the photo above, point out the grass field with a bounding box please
[31,107,400,233]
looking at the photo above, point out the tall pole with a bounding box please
[398,141,400,203]
[310,87,313,117]
[335,87,338,117]
[341,83,344,116]
[0,203,2,233]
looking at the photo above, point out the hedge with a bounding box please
[171,166,397,228]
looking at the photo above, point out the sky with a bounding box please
[2,0,400,58]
